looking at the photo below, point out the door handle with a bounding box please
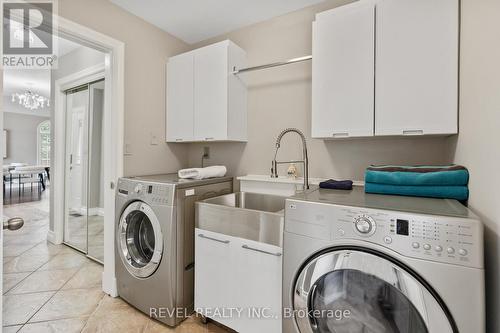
[198,233,230,244]
[3,217,24,231]
[242,244,282,257]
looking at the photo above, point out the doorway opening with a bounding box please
[63,79,105,263]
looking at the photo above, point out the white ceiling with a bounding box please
[3,69,51,97]
[110,0,325,44]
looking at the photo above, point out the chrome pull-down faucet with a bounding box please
[271,128,309,190]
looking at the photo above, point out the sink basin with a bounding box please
[195,192,286,247]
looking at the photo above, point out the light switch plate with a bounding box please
[124,143,133,156]
[150,132,160,145]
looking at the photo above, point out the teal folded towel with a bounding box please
[365,183,469,201]
[365,165,469,186]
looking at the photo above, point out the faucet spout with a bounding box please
[271,128,309,190]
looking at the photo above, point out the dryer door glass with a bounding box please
[294,250,455,333]
[309,269,427,332]
[118,201,163,278]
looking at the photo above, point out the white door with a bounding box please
[166,52,194,142]
[194,43,228,141]
[312,1,375,138]
[234,237,282,333]
[69,106,85,211]
[375,0,458,136]
[64,88,89,252]
[194,229,235,323]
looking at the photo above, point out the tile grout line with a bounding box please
[2,242,48,295]
[79,292,108,333]
[3,242,68,295]
[17,253,90,327]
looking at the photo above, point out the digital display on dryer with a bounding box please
[396,219,409,236]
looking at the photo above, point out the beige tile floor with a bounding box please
[3,190,232,332]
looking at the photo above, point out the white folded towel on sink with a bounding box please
[178,166,227,180]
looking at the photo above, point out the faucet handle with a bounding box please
[271,160,278,178]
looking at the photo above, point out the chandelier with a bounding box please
[11,90,50,110]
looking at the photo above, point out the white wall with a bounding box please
[450,0,500,331]
[58,0,190,176]
[185,0,453,180]
[3,113,50,165]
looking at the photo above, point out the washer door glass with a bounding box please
[126,210,156,266]
[118,202,163,278]
[294,250,455,333]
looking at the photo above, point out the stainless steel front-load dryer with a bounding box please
[283,187,485,333]
[115,174,232,326]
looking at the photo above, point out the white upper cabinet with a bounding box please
[375,0,458,136]
[312,1,375,138]
[166,40,247,142]
[312,0,458,138]
[166,52,194,142]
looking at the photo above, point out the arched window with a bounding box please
[37,120,51,166]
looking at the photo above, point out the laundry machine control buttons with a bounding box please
[384,236,392,244]
[412,242,420,249]
[458,249,468,256]
[423,244,431,251]
[435,245,443,252]
[354,215,376,235]
[447,247,455,254]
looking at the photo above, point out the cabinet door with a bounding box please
[312,1,375,138]
[234,238,282,333]
[166,52,194,142]
[194,229,235,324]
[375,0,458,136]
[194,43,228,141]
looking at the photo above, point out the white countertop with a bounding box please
[237,174,364,186]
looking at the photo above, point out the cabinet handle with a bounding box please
[402,130,424,136]
[175,138,183,142]
[242,244,282,257]
[198,233,230,244]
[205,137,214,141]
[332,132,349,138]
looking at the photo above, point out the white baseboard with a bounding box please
[102,273,118,297]
[47,230,62,245]
[47,230,55,244]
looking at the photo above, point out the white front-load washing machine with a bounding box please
[115,174,232,326]
[283,187,484,333]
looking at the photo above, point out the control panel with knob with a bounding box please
[134,184,144,194]
[117,179,173,205]
[354,215,376,236]
[284,197,483,269]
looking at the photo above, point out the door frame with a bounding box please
[49,16,124,297]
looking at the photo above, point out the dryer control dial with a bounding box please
[354,215,376,235]
[134,184,143,194]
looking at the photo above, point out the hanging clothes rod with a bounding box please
[232,55,312,75]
